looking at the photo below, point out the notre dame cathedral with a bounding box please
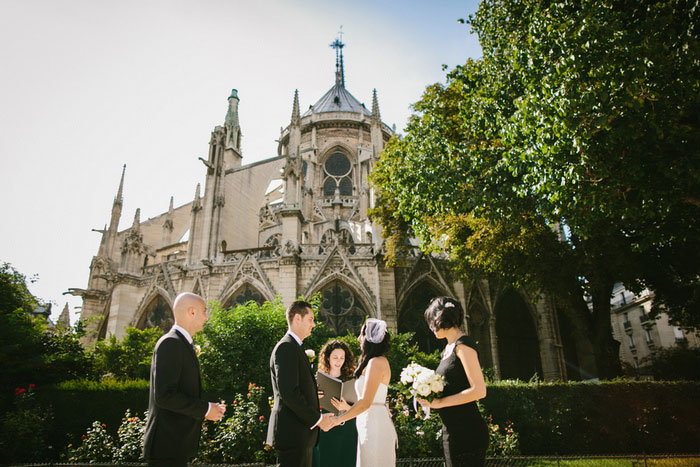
[71,41,586,382]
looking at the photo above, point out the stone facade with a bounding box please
[70,47,571,381]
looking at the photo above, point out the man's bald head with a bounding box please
[173,293,207,334]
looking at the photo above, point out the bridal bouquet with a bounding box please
[399,362,445,419]
[399,362,445,400]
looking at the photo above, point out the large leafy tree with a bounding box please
[0,262,94,389]
[372,0,700,378]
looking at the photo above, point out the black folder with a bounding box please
[316,371,357,415]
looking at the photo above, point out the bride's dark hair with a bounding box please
[354,321,391,378]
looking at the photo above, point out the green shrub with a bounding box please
[0,384,54,462]
[0,263,95,390]
[198,297,289,396]
[113,409,146,462]
[92,327,162,380]
[644,344,700,381]
[482,380,700,454]
[66,420,115,462]
[484,414,520,457]
[66,409,145,463]
[389,390,443,458]
[195,382,275,464]
[36,378,149,458]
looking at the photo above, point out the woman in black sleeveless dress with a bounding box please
[417,296,489,467]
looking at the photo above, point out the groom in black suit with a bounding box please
[143,292,226,467]
[267,300,333,467]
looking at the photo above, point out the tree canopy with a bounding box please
[371,0,700,378]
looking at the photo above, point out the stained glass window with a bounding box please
[138,295,173,331]
[323,151,353,196]
[318,280,367,336]
[226,285,264,308]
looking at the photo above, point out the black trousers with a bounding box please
[277,446,314,467]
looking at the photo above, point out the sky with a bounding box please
[0,0,482,325]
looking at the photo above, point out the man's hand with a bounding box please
[318,412,335,432]
[205,402,226,421]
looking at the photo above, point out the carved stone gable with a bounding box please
[303,246,375,306]
[220,254,276,300]
[259,204,280,227]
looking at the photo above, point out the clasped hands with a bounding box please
[317,392,351,432]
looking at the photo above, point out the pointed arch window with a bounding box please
[224,285,264,308]
[137,295,173,331]
[319,280,367,336]
[323,151,353,197]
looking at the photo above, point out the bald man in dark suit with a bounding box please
[143,293,226,467]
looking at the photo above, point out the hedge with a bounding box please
[482,380,700,454]
[34,379,150,454]
[8,379,700,461]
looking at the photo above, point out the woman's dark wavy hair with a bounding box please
[318,339,356,381]
[424,296,463,332]
[354,321,391,378]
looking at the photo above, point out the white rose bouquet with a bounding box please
[399,362,445,418]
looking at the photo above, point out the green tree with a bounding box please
[371,0,700,378]
[92,327,162,380]
[198,298,289,396]
[42,320,95,382]
[0,262,94,387]
[643,343,700,381]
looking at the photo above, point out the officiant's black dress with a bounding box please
[436,335,489,467]
[311,408,357,467]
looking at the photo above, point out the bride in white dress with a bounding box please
[330,318,397,466]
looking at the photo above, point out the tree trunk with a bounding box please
[590,283,622,379]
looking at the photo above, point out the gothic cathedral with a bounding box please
[71,41,575,381]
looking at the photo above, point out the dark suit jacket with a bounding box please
[143,328,209,461]
[266,333,321,451]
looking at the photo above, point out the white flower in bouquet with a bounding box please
[430,377,444,393]
[400,362,421,385]
[415,382,431,397]
[399,362,445,402]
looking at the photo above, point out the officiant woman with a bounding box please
[313,340,357,467]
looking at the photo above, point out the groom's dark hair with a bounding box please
[286,300,313,324]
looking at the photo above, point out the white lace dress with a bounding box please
[354,374,397,466]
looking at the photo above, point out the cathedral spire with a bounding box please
[114,164,126,206]
[57,303,70,327]
[371,88,381,123]
[225,89,240,127]
[224,89,242,153]
[163,196,175,245]
[192,183,202,211]
[106,164,126,243]
[330,28,345,88]
[132,208,141,230]
[291,89,300,124]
